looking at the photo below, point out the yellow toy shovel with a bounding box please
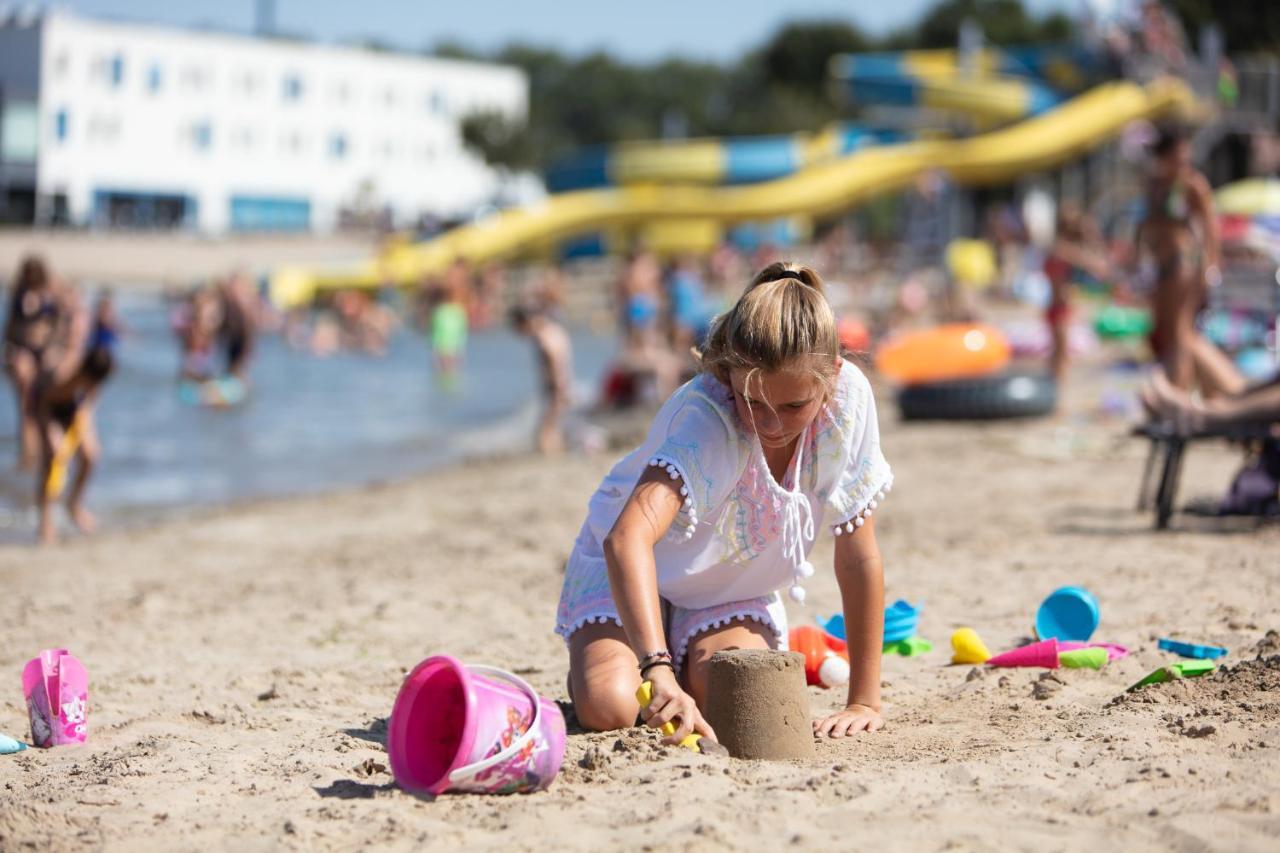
[635,681,729,756]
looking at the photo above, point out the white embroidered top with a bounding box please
[579,359,892,610]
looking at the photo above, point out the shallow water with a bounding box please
[0,293,616,541]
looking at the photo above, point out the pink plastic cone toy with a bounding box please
[986,638,1060,669]
[22,649,88,748]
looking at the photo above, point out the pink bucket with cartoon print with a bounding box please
[22,649,88,748]
[388,656,566,796]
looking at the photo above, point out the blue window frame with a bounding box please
[148,64,162,93]
[283,74,303,101]
[329,133,347,159]
[54,109,68,142]
[229,195,311,232]
[193,122,212,151]
[109,55,124,88]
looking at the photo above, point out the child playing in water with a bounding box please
[557,262,890,743]
[34,313,115,545]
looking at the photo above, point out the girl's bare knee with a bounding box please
[573,678,639,732]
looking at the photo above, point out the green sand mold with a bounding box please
[883,637,933,656]
[1127,659,1216,691]
[1059,647,1108,669]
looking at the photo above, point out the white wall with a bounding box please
[29,12,526,232]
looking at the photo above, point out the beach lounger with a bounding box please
[1133,421,1277,529]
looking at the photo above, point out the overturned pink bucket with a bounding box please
[388,656,566,796]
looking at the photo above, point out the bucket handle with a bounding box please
[446,665,542,785]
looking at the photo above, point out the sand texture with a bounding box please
[2,380,1279,851]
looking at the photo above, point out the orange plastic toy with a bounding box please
[789,625,850,688]
[874,323,1011,384]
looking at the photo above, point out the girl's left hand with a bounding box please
[813,704,884,738]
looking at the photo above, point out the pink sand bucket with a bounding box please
[21,649,88,748]
[388,656,566,796]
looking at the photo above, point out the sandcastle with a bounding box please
[703,649,813,760]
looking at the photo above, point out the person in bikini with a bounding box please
[3,256,69,469]
[1137,124,1221,391]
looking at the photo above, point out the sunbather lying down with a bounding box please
[1142,367,1280,434]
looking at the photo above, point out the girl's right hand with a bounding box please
[640,667,717,745]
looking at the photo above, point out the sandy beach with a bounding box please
[1,374,1278,852]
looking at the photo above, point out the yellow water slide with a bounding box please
[271,79,1195,308]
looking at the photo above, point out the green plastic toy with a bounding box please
[883,636,933,656]
[1059,647,1108,669]
[1126,659,1215,691]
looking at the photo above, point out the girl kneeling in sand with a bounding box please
[556,262,891,743]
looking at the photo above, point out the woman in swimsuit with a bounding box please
[3,256,67,469]
[1137,124,1221,391]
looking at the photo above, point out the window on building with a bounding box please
[233,127,256,151]
[282,74,304,101]
[54,109,68,143]
[429,90,448,115]
[182,66,209,92]
[329,133,348,160]
[109,55,124,88]
[53,52,70,79]
[331,82,351,103]
[148,64,163,94]
[192,121,212,152]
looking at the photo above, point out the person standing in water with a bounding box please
[510,304,574,454]
[1137,124,1221,391]
[3,256,68,469]
[218,272,259,382]
[431,258,471,380]
[33,288,109,545]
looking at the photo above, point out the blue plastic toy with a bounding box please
[822,599,920,644]
[0,734,27,755]
[1034,586,1099,642]
[1158,638,1227,660]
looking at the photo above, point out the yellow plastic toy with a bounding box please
[635,681,728,755]
[950,627,993,665]
[44,413,83,500]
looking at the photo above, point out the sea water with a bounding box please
[0,292,617,540]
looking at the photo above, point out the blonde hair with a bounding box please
[698,261,840,395]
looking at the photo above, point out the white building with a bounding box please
[0,9,527,232]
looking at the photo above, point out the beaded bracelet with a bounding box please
[640,659,676,678]
[637,650,672,671]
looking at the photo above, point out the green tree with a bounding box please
[1164,0,1280,54]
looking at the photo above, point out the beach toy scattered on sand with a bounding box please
[951,628,992,664]
[987,638,1060,669]
[703,650,813,760]
[1158,638,1227,660]
[22,649,87,748]
[635,681,728,756]
[0,734,27,754]
[1034,586,1099,642]
[1059,641,1128,662]
[883,600,921,643]
[790,626,850,688]
[1127,659,1216,692]
[875,324,1010,384]
[387,655,566,796]
[822,600,922,645]
[1059,647,1108,669]
[884,637,933,656]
